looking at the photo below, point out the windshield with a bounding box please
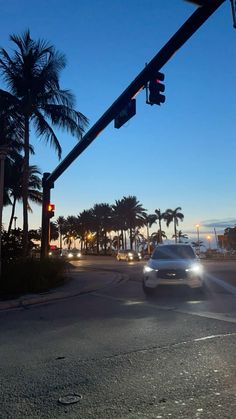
[152,245,196,260]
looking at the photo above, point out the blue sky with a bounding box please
[1,0,236,242]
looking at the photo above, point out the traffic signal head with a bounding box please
[47,203,55,218]
[148,72,165,105]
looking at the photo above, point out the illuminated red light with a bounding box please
[48,204,55,211]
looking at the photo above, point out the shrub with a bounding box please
[0,258,68,296]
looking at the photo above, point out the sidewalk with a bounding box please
[0,268,124,312]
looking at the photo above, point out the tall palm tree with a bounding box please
[6,156,42,235]
[112,199,127,250]
[64,215,80,248]
[144,214,157,254]
[121,196,147,250]
[56,216,67,249]
[92,203,112,254]
[164,207,184,243]
[78,209,94,251]
[0,30,88,255]
[154,209,165,244]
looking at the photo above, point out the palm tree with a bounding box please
[0,30,88,255]
[150,230,167,246]
[154,209,165,244]
[172,230,188,243]
[0,90,24,269]
[6,156,42,235]
[121,196,147,250]
[164,207,184,243]
[49,222,59,242]
[78,209,94,251]
[56,216,67,249]
[144,214,157,254]
[112,199,127,250]
[191,240,205,253]
[92,203,113,254]
[64,215,80,249]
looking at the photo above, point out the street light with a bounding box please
[195,224,200,255]
[207,235,211,249]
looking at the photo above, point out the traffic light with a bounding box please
[47,203,55,218]
[148,72,165,105]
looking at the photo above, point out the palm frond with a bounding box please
[40,103,88,138]
[33,109,62,158]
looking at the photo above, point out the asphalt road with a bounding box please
[0,257,236,418]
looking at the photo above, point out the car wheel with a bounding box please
[142,280,155,296]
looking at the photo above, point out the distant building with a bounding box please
[218,235,229,249]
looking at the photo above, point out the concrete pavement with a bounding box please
[0,264,124,312]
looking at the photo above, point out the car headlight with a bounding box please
[185,264,202,273]
[68,253,73,258]
[143,265,154,273]
[128,252,133,257]
[77,253,81,258]
[48,251,52,256]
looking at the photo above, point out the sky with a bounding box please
[1,0,236,243]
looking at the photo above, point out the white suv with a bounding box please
[143,244,204,294]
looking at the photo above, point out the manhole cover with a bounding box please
[58,394,82,405]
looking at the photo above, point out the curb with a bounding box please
[0,271,125,312]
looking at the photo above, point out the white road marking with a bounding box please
[194,333,236,341]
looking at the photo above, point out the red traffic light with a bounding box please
[47,203,55,218]
[48,204,55,212]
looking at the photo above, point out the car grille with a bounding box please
[157,269,187,279]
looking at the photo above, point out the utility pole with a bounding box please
[40,173,54,259]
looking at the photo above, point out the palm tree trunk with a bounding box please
[22,116,30,256]
[130,227,133,249]
[59,228,62,249]
[121,230,124,249]
[158,219,162,243]
[117,230,120,251]
[174,220,177,243]
[7,196,17,236]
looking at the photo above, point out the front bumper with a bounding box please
[143,270,203,289]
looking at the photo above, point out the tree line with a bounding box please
[50,199,185,253]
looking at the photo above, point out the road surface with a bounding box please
[0,257,235,418]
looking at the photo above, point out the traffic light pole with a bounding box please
[40,0,225,258]
[41,173,53,259]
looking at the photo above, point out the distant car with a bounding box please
[48,248,61,258]
[117,249,142,262]
[143,244,204,294]
[63,249,82,260]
